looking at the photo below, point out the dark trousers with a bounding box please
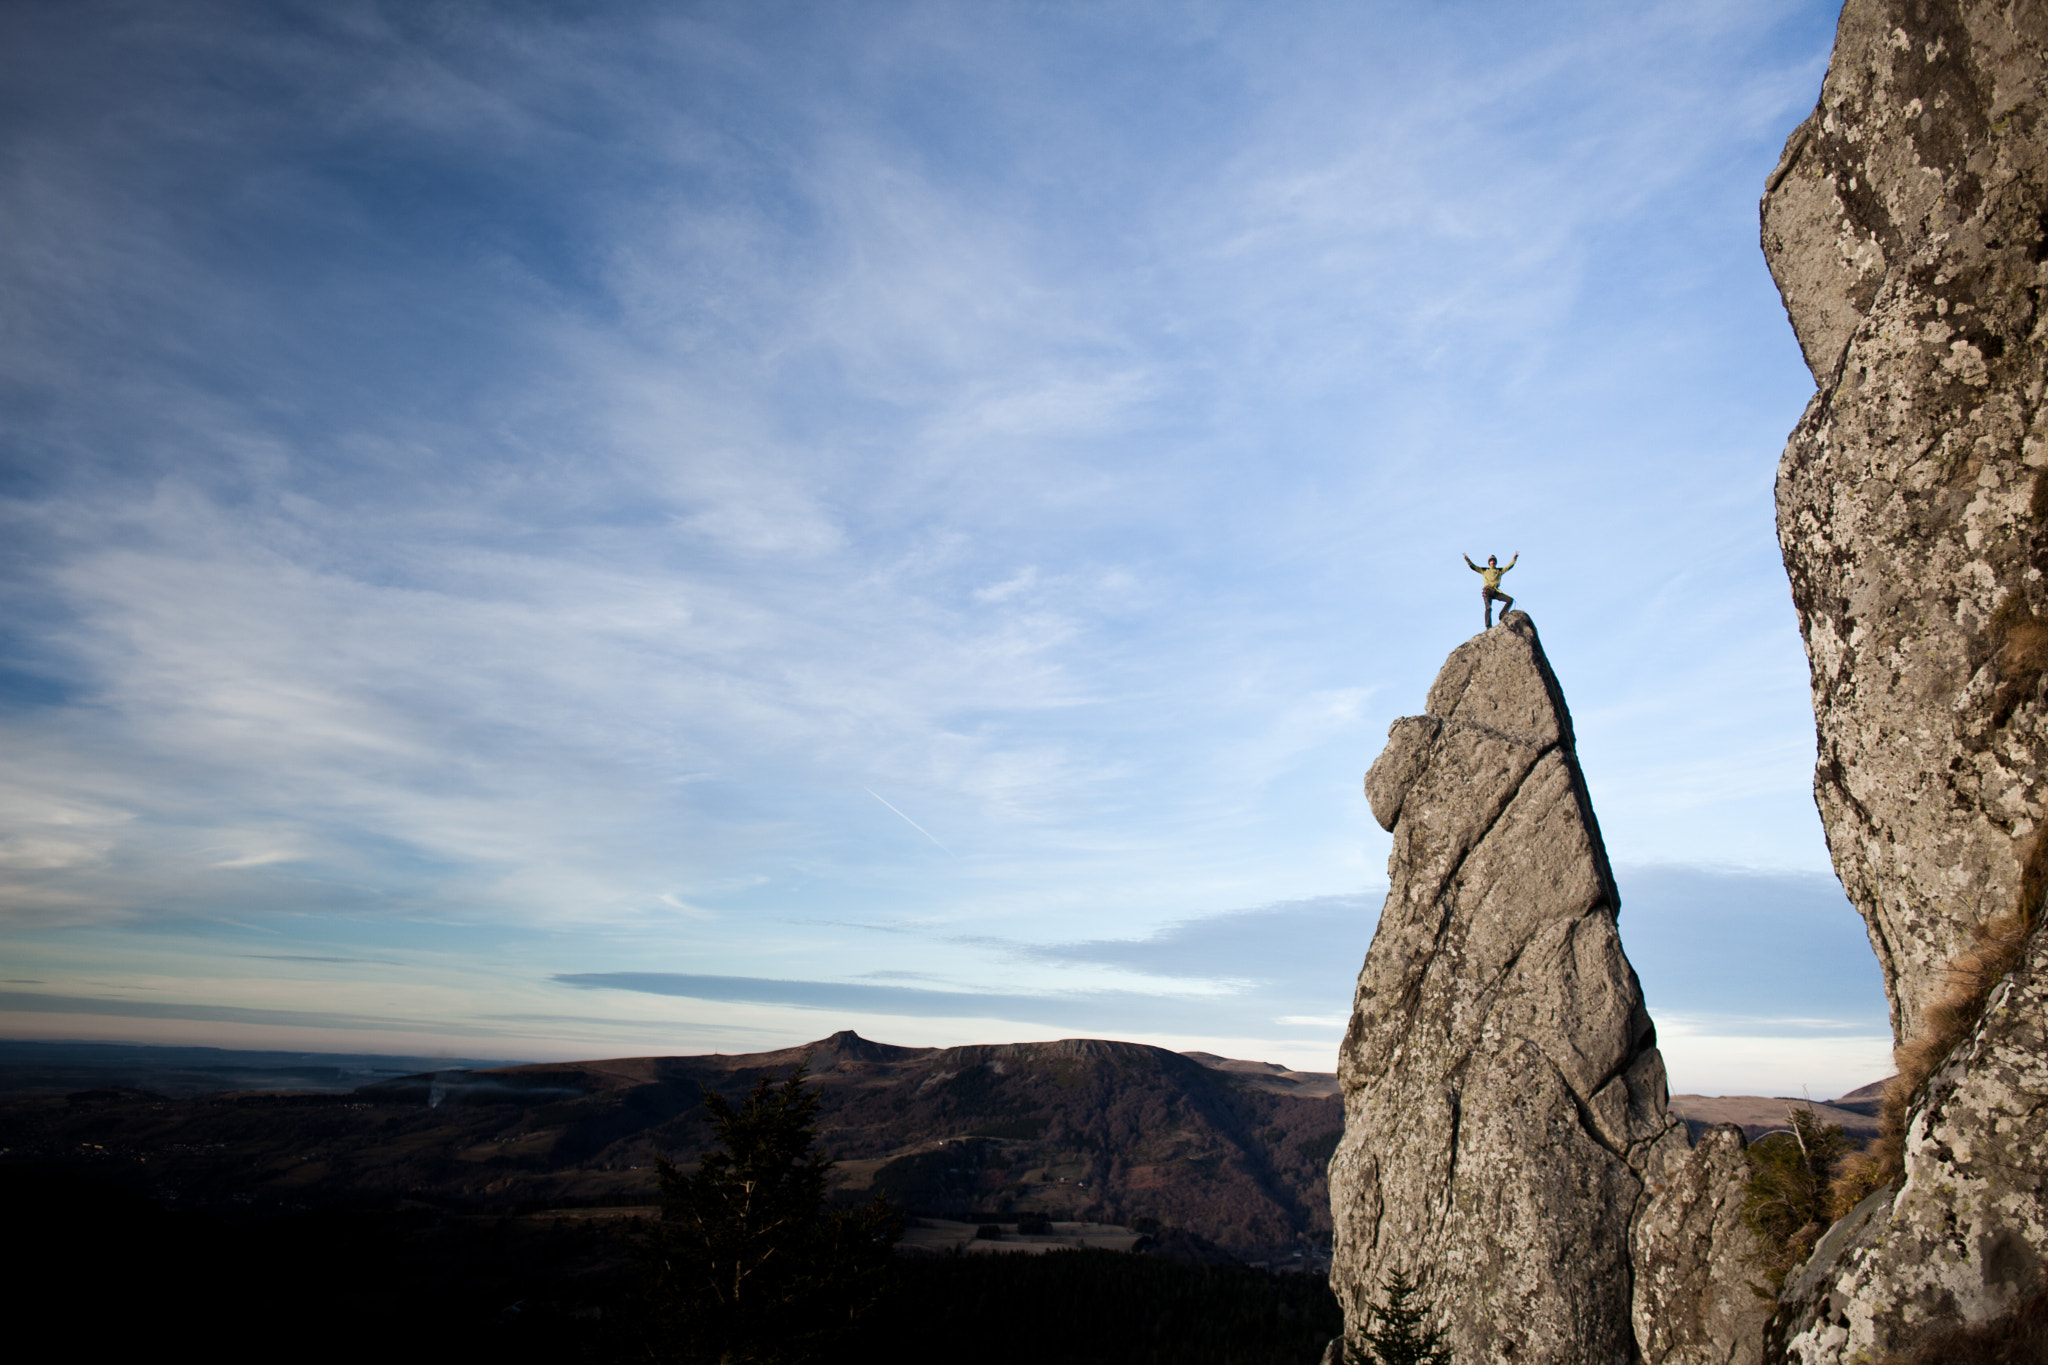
[1483,587,1513,626]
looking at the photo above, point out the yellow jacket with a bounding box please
[1466,554,1516,589]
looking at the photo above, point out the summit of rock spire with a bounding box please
[1329,612,1685,1365]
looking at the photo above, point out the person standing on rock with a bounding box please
[1465,552,1517,627]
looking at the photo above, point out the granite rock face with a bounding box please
[1632,1125,1772,1365]
[1763,0,2048,1045]
[1761,3,2048,1359]
[1772,922,2048,1362]
[1329,612,1686,1365]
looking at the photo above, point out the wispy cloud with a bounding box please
[0,990,436,1034]
[0,0,1860,1082]
[557,970,1267,1037]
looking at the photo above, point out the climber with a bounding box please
[1465,552,1517,627]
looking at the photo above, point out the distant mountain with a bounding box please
[0,1039,521,1098]
[1175,1052,1339,1097]
[1667,1087,1891,1146]
[0,1031,1341,1258]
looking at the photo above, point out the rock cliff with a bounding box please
[1763,0,2048,1046]
[1761,1,2048,1358]
[1329,612,1687,1365]
[1770,926,2048,1359]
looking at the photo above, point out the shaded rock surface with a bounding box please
[1762,2,2048,1360]
[1632,1124,1772,1365]
[1329,613,1686,1365]
[1772,922,2048,1363]
[1764,0,2048,1045]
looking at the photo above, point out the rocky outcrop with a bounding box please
[1763,0,2048,1046]
[1771,920,2048,1362]
[1632,1125,1773,1365]
[1761,2,2048,1359]
[1329,612,1687,1365]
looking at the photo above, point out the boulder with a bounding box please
[1632,1124,1772,1365]
[1329,612,1686,1365]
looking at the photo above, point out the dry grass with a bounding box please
[1829,912,2034,1219]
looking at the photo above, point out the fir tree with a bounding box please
[647,1060,900,1363]
[1351,1268,1452,1365]
[1740,1104,1850,1292]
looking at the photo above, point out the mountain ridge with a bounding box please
[0,1029,1342,1259]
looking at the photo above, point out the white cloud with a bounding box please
[1657,1022,1895,1101]
[0,0,1860,1080]
[974,567,1040,604]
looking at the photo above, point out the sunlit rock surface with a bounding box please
[1771,927,2048,1362]
[1632,1124,1771,1365]
[1762,1,2048,1359]
[1764,0,2048,1046]
[1328,612,1685,1365]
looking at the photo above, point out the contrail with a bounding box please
[865,788,950,853]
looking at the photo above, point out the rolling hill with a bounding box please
[0,1030,1342,1258]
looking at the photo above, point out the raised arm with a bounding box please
[1463,554,1480,572]
[1503,553,1518,572]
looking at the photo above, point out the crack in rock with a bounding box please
[1331,612,1687,1365]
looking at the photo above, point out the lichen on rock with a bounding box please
[1329,612,1686,1365]
[1759,1,2048,1359]
[1632,1124,1773,1365]
[1763,0,2048,1047]
[1771,922,2048,1363]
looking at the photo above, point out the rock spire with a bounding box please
[1328,612,1685,1365]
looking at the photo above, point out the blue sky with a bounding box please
[0,0,1888,1096]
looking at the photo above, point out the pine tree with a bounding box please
[647,1060,900,1362]
[1351,1268,1452,1365]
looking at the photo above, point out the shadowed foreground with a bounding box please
[16,1166,1339,1364]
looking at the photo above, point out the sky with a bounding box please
[0,0,1891,1097]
